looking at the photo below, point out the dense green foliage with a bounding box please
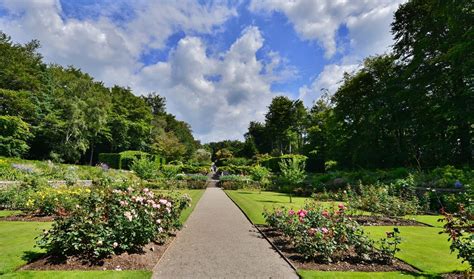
[0,32,198,164]
[243,0,472,170]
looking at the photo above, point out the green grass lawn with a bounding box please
[0,270,152,279]
[365,226,469,274]
[403,215,444,228]
[298,270,424,278]
[0,210,22,217]
[225,190,341,224]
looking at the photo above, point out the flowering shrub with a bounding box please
[440,205,473,269]
[37,185,191,260]
[25,186,90,215]
[348,184,419,216]
[264,203,401,264]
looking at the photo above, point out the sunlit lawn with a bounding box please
[403,215,444,228]
[0,189,204,278]
[0,210,22,218]
[225,190,342,224]
[298,270,423,279]
[365,226,469,274]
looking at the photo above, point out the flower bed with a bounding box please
[36,184,191,262]
[262,202,414,272]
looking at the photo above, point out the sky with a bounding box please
[0,0,406,143]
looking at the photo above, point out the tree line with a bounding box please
[212,0,473,171]
[0,32,199,164]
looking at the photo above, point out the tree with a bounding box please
[0,116,32,157]
[279,157,306,203]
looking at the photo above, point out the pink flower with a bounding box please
[166,208,171,214]
[143,188,149,193]
[297,209,307,218]
[288,209,295,216]
[159,199,168,205]
[338,203,346,210]
[322,210,329,217]
[321,227,329,234]
[166,202,172,208]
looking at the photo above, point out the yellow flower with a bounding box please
[85,188,91,193]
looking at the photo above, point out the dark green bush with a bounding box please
[98,153,121,169]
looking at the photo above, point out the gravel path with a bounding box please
[153,181,297,278]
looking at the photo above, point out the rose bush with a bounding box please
[264,202,401,264]
[37,183,191,261]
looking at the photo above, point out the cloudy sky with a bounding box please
[0,0,405,142]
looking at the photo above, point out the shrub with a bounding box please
[260,154,307,173]
[440,205,473,269]
[25,185,90,215]
[131,156,160,180]
[37,184,191,261]
[219,175,259,190]
[348,184,419,216]
[160,164,181,179]
[264,203,401,264]
[250,165,271,187]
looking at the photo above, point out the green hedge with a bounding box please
[98,153,121,169]
[98,151,165,170]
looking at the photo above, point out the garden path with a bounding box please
[153,180,297,278]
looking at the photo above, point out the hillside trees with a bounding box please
[0,31,198,163]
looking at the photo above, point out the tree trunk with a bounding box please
[89,144,94,166]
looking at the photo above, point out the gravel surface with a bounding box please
[153,182,297,278]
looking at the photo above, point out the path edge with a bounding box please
[223,189,300,276]
[152,188,208,276]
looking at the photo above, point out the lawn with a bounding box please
[403,215,444,228]
[0,210,21,217]
[298,270,423,278]
[0,189,204,278]
[365,226,469,274]
[225,190,340,224]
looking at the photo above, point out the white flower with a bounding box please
[124,211,133,221]
[158,227,164,233]
[156,219,162,224]
[166,202,172,208]
[113,242,119,248]
[97,240,103,245]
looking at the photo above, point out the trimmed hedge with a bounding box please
[98,153,121,169]
[98,151,165,170]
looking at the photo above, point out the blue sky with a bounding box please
[0,0,404,142]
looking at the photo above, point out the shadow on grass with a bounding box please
[21,251,46,263]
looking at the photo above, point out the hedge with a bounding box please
[98,151,165,170]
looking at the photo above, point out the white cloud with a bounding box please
[251,0,406,105]
[250,0,405,59]
[299,63,358,106]
[137,27,278,142]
